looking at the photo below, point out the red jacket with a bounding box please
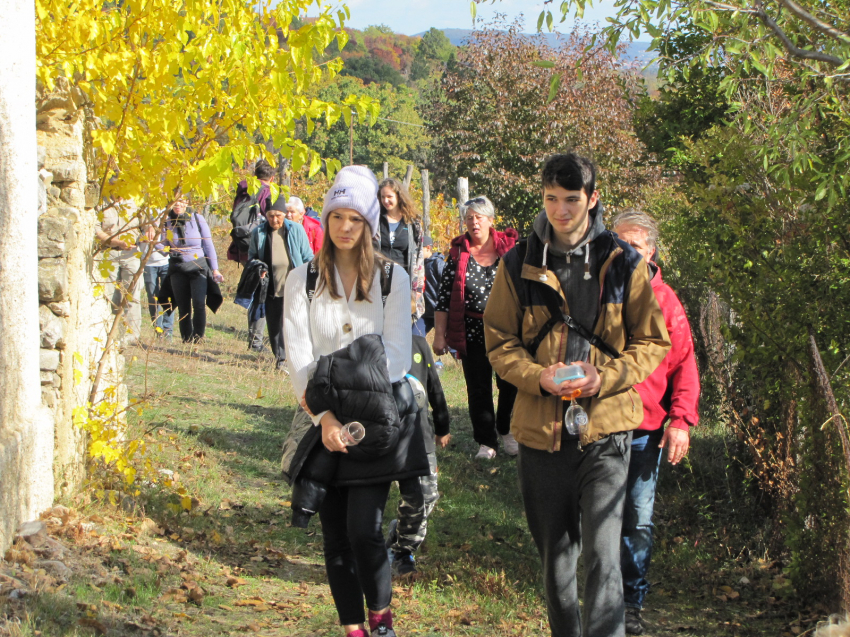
[302,214,324,255]
[634,266,700,432]
[447,228,518,356]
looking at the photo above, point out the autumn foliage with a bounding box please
[425,20,659,231]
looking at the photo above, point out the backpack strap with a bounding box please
[379,259,394,306]
[515,239,620,360]
[305,258,320,303]
[305,258,393,308]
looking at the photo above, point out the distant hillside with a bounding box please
[417,28,656,65]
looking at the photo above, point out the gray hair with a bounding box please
[611,208,659,248]
[287,196,305,212]
[463,195,495,219]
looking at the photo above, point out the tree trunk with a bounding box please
[421,169,430,237]
[457,177,469,234]
[807,330,850,612]
[0,0,55,551]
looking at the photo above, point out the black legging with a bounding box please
[264,295,285,364]
[169,259,208,342]
[461,339,518,450]
[318,482,392,625]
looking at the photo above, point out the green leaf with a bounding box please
[547,73,561,103]
[532,60,556,68]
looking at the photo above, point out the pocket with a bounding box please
[610,431,631,463]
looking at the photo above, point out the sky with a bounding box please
[308,0,619,36]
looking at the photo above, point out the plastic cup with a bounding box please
[339,421,366,446]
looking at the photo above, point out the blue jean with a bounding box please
[143,264,174,334]
[621,429,664,609]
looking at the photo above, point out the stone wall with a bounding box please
[0,0,55,553]
[36,78,128,497]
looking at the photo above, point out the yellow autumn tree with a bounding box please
[37,0,377,205]
[35,0,378,489]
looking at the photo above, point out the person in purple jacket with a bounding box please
[160,197,223,343]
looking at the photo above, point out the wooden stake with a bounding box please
[457,177,469,234]
[421,169,430,237]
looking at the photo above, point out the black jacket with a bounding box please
[234,259,269,309]
[409,335,450,454]
[423,253,446,318]
[301,334,430,486]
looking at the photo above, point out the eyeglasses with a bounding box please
[464,197,486,206]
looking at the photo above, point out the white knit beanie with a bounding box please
[322,166,381,237]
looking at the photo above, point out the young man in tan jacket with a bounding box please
[484,153,670,637]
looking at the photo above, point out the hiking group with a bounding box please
[119,152,699,637]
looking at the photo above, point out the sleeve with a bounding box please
[383,264,413,382]
[197,215,219,270]
[283,266,327,426]
[434,256,457,313]
[483,260,549,396]
[423,347,450,435]
[156,219,170,251]
[296,224,314,263]
[596,260,671,399]
[663,289,700,430]
[247,227,259,262]
[311,225,324,255]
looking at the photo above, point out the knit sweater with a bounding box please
[158,211,219,271]
[283,261,413,426]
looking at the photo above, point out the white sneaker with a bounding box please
[501,433,519,456]
[475,444,497,460]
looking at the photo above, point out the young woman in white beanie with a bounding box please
[283,166,427,637]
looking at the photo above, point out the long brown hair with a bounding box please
[378,178,419,224]
[316,220,388,303]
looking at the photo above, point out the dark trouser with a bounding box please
[143,264,174,334]
[248,315,266,350]
[264,295,285,364]
[461,340,518,450]
[621,430,663,609]
[319,482,393,626]
[392,452,439,556]
[518,433,632,637]
[168,259,207,342]
[422,316,434,334]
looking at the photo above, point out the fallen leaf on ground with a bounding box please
[78,618,107,634]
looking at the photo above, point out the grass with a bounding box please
[0,238,822,636]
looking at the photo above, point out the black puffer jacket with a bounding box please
[305,334,400,459]
[288,335,430,526]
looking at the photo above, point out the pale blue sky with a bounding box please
[308,0,618,36]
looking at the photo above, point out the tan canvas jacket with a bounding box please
[484,225,670,452]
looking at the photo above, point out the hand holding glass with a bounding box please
[339,421,366,446]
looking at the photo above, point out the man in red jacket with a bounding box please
[285,196,323,255]
[612,210,701,636]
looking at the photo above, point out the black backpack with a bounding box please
[230,193,262,253]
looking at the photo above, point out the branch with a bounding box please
[775,0,850,45]
[755,1,845,65]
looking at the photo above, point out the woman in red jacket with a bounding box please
[432,196,519,459]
